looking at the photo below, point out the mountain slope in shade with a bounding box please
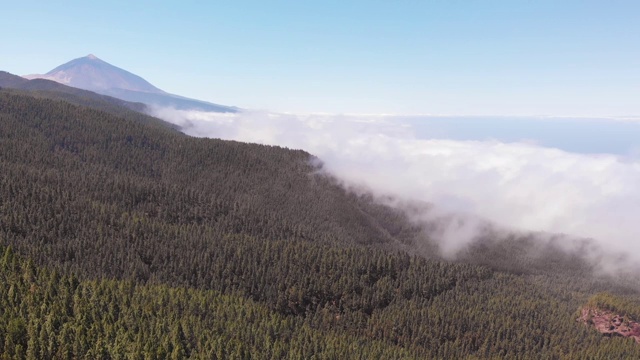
[25,54,237,113]
[0,71,28,87]
[0,70,149,114]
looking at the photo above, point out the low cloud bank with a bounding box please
[151,107,640,267]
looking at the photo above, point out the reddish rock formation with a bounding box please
[579,307,640,343]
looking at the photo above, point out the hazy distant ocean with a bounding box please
[399,116,640,156]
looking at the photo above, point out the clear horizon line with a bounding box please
[253,110,640,121]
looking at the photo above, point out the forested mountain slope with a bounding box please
[0,245,423,359]
[0,89,425,283]
[1,89,639,358]
[0,71,148,114]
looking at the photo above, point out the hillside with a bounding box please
[1,89,639,358]
[0,71,147,113]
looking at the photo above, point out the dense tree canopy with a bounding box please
[1,88,639,358]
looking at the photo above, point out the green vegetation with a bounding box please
[0,245,419,359]
[2,242,639,359]
[587,293,640,320]
[1,88,639,358]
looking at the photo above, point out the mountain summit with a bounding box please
[25,54,236,112]
[26,54,164,94]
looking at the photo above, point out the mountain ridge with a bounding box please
[25,54,237,113]
[0,70,151,115]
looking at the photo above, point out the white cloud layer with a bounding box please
[151,107,640,263]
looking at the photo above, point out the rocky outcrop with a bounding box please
[579,307,640,343]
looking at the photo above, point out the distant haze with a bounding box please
[400,116,640,156]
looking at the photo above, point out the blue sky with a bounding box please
[2,0,639,115]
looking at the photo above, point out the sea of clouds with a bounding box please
[151,107,640,265]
